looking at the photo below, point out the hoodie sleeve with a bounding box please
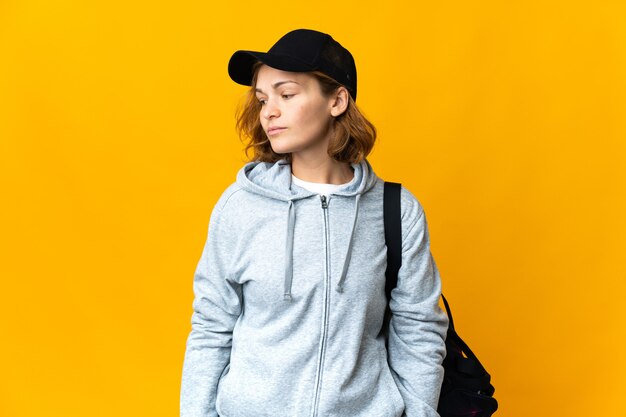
[387,187,449,417]
[180,188,243,417]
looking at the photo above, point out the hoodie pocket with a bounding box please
[217,362,231,391]
[378,344,406,415]
[216,362,231,402]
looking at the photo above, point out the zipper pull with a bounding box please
[320,195,328,209]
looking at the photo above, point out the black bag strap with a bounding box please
[383,181,402,304]
[383,181,455,329]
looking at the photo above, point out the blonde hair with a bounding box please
[235,61,377,164]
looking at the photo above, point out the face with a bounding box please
[254,64,341,157]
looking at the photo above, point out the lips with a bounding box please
[268,127,287,135]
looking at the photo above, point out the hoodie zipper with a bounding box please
[311,194,331,417]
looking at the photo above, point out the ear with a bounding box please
[329,86,349,117]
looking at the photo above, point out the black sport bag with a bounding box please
[382,181,498,417]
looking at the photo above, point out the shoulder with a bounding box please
[209,181,245,227]
[214,181,244,215]
[399,184,425,225]
[397,184,428,244]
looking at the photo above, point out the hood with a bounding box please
[236,157,379,302]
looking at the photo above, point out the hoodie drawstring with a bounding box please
[283,199,296,301]
[336,193,361,294]
[283,194,361,302]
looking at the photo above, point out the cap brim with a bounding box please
[228,50,317,87]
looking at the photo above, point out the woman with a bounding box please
[180,28,449,417]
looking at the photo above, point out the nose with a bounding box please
[261,98,280,120]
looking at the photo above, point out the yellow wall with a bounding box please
[1,1,624,416]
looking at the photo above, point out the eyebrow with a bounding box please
[255,80,300,94]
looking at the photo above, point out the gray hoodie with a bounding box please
[180,157,449,417]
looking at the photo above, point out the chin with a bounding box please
[269,140,298,155]
[271,147,297,156]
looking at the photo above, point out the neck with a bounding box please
[290,155,355,184]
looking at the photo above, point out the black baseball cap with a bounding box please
[228,29,358,102]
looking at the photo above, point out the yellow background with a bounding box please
[1,0,624,416]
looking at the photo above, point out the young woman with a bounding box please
[180,28,449,417]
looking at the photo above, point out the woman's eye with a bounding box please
[257,94,292,105]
